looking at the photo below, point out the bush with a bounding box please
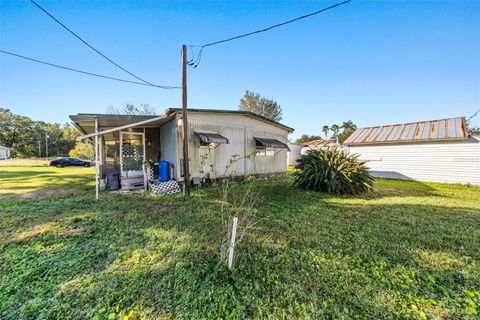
[292,148,373,195]
[68,142,94,160]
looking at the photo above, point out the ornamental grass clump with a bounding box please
[292,148,373,195]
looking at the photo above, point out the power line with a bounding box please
[0,50,181,89]
[188,0,352,67]
[467,108,480,122]
[30,0,156,86]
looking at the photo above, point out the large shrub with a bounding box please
[292,148,373,195]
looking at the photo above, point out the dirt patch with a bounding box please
[16,188,78,199]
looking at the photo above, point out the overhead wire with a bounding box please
[30,0,157,86]
[187,0,352,67]
[467,108,480,122]
[0,50,181,89]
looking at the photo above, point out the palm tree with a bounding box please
[339,120,357,143]
[341,120,356,132]
[330,124,340,144]
[322,125,330,139]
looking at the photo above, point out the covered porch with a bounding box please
[70,113,179,198]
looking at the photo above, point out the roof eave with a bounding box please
[165,108,294,132]
[346,137,469,146]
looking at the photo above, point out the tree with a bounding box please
[319,121,357,143]
[0,108,38,157]
[338,120,357,143]
[69,142,95,160]
[322,125,330,139]
[469,126,480,135]
[106,103,156,115]
[466,108,480,136]
[0,108,80,158]
[330,124,340,143]
[295,134,322,144]
[239,91,283,122]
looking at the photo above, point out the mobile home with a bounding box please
[71,108,293,192]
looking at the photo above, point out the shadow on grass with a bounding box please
[1,177,479,319]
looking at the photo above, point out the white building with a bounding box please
[0,146,11,159]
[287,143,304,166]
[71,108,294,190]
[343,117,480,185]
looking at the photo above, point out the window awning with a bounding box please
[195,132,229,144]
[254,137,289,150]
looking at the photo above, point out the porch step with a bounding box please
[121,176,144,190]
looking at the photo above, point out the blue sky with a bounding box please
[1,0,479,140]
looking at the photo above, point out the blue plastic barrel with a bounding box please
[159,161,170,182]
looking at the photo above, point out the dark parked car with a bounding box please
[50,158,94,168]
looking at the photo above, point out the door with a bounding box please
[120,131,145,177]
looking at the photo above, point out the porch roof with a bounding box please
[70,114,175,141]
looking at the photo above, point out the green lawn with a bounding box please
[0,166,479,319]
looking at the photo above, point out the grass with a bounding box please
[0,158,52,167]
[0,166,479,319]
[0,165,94,197]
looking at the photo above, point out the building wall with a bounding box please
[287,143,303,166]
[347,138,480,185]
[160,119,178,179]
[0,148,10,159]
[175,113,290,179]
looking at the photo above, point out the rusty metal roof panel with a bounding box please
[376,126,394,142]
[347,127,364,142]
[387,124,403,141]
[304,139,334,147]
[344,117,468,145]
[352,128,369,143]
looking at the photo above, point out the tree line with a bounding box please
[1,91,364,158]
[296,121,357,144]
[0,108,80,158]
[237,91,357,144]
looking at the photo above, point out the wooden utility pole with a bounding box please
[181,45,191,196]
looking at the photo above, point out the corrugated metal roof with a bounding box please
[304,139,334,147]
[164,108,294,132]
[69,114,175,141]
[344,117,468,146]
[70,108,294,141]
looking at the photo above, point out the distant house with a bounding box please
[343,116,480,185]
[287,139,338,166]
[301,139,336,154]
[71,108,294,192]
[0,146,11,159]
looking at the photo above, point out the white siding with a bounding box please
[288,144,303,166]
[0,147,10,159]
[159,119,178,179]
[176,113,290,179]
[347,139,480,185]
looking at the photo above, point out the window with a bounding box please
[199,140,214,148]
[256,147,275,156]
[254,137,288,156]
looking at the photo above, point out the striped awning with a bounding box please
[254,137,289,150]
[195,132,229,144]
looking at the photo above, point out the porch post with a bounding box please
[95,118,99,200]
[143,127,147,190]
[99,135,104,189]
